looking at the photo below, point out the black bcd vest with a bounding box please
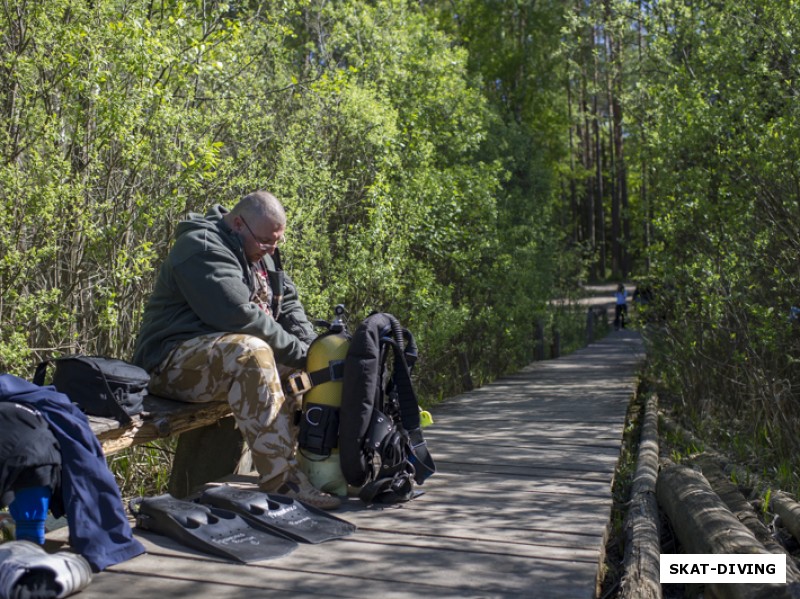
[339,312,436,504]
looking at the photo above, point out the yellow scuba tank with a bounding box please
[296,305,349,496]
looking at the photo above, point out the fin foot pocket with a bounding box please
[199,484,355,544]
[130,494,297,563]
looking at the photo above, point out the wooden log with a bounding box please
[91,394,232,456]
[619,393,662,599]
[657,463,800,599]
[692,455,800,583]
[772,491,800,548]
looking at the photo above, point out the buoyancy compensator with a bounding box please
[339,312,436,504]
[294,305,350,496]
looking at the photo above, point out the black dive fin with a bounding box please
[130,494,297,563]
[199,484,356,544]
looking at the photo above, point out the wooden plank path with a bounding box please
[62,329,644,599]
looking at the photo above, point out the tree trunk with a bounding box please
[613,45,629,278]
[567,79,579,242]
[580,69,595,269]
[603,1,620,280]
[592,24,606,278]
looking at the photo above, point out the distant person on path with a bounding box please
[614,283,627,330]
[133,190,340,510]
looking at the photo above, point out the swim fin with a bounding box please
[199,485,356,544]
[130,494,297,563]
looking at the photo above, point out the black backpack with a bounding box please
[339,312,436,503]
[33,355,148,423]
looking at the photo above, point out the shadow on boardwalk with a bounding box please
[70,330,645,599]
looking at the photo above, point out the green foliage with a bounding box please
[0,0,250,372]
[762,488,772,519]
[0,0,584,408]
[108,441,175,499]
[628,0,800,477]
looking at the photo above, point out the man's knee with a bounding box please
[215,334,284,417]
[215,334,277,371]
[150,333,278,403]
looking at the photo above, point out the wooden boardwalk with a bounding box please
[64,330,644,599]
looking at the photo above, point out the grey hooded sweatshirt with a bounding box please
[133,205,315,372]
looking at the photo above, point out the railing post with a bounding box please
[458,350,474,391]
[534,320,545,361]
[550,327,561,359]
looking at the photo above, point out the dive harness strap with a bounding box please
[287,360,345,396]
[288,360,344,395]
[381,331,436,485]
[358,468,416,504]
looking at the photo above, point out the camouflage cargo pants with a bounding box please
[148,333,298,489]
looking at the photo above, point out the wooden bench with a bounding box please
[89,394,232,456]
[89,395,244,497]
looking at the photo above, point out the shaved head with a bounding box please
[230,191,286,228]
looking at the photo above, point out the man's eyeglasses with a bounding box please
[240,216,285,250]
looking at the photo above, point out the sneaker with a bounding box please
[0,540,92,599]
[263,471,342,511]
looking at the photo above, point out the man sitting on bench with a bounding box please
[132,191,340,510]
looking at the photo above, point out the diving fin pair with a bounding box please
[199,484,356,544]
[130,494,297,563]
